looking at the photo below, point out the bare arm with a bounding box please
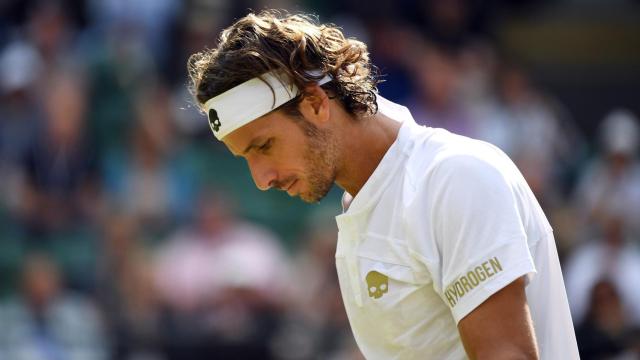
[457,276,539,360]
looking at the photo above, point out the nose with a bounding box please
[247,158,278,191]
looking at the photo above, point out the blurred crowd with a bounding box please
[1,0,639,359]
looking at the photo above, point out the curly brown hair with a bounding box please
[187,10,380,117]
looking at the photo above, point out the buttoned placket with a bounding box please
[334,97,415,308]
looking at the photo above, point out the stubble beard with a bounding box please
[299,126,338,204]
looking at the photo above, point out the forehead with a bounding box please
[221,109,293,155]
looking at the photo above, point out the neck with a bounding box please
[334,110,402,197]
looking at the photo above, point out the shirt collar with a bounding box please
[338,95,419,216]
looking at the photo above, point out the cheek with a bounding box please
[251,152,304,180]
[278,144,309,170]
[287,155,311,176]
[278,131,323,175]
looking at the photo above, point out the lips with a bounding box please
[286,179,298,195]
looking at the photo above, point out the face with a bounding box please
[223,109,338,203]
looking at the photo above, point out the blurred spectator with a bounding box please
[576,279,640,360]
[0,253,106,360]
[17,70,100,239]
[167,1,236,140]
[87,0,182,76]
[406,43,476,137]
[102,85,195,235]
[496,63,582,206]
[0,40,43,217]
[96,214,165,360]
[410,0,492,49]
[85,27,155,162]
[564,215,640,326]
[26,1,82,70]
[153,190,290,359]
[271,213,361,360]
[456,42,515,153]
[573,109,640,237]
[365,21,415,103]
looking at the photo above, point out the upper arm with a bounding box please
[427,154,537,322]
[458,276,539,360]
[406,151,542,355]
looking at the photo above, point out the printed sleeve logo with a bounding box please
[208,109,221,132]
[366,271,389,299]
[444,256,503,308]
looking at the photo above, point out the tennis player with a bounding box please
[187,10,579,359]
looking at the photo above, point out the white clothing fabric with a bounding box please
[335,96,579,359]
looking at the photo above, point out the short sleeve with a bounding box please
[410,153,537,323]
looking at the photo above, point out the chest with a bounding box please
[335,203,463,357]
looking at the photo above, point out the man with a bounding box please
[187,11,579,359]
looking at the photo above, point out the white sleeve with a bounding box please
[412,153,537,323]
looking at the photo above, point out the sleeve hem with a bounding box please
[452,258,536,324]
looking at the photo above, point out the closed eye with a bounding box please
[258,138,273,153]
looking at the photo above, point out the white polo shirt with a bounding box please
[335,96,579,359]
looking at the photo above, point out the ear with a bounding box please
[297,85,330,126]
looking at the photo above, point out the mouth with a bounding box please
[286,179,298,196]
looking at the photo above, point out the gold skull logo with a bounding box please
[366,271,389,299]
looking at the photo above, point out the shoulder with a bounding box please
[403,128,518,202]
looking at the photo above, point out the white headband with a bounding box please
[204,70,331,140]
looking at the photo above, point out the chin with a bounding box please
[301,174,335,203]
[298,192,317,204]
[300,197,320,204]
[299,188,331,204]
